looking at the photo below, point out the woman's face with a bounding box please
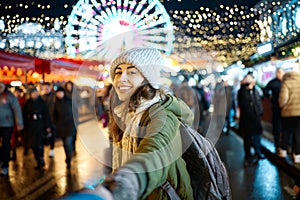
[66,83,73,92]
[113,64,145,101]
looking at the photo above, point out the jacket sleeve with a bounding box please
[279,82,288,108]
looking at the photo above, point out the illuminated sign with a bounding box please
[257,42,274,56]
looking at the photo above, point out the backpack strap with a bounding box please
[161,181,181,200]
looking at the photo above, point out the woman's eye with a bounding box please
[129,71,137,75]
[115,71,122,75]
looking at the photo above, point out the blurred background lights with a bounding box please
[2,0,299,69]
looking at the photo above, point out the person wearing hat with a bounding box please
[0,82,24,176]
[23,86,51,170]
[53,86,77,169]
[79,47,194,199]
[238,73,265,167]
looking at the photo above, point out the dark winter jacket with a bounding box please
[23,96,51,146]
[238,85,263,135]
[263,78,282,107]
[53,96,77,138]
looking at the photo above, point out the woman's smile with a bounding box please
[118,85,132,91]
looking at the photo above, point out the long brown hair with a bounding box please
[108,81,157,142]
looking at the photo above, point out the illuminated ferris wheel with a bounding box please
[65,0,174,60]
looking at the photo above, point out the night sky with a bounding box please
[0,0,261,17]
[163,0,260,10]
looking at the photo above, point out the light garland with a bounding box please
[0,0,265,67]
[253,0,300,59]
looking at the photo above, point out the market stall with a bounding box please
[45,58,105,83]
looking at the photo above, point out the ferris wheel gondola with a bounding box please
[65,0,174,61]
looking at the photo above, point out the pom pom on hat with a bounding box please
[110,47,163,89]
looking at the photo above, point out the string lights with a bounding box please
[254,0,300,59]
[0,0,267,67]
[170,4,260,67]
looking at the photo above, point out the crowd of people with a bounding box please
[237,67,300,168]
[171,66,300,195]
[0,81,78,175]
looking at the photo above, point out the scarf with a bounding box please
[112,94,161,169]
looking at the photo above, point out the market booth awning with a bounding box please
[45,57,105,82]
[0,50,35,69]
[0,50,105,83]
[0,50,44,83]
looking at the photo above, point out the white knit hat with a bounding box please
[110,47,163,89]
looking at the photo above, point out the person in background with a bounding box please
[278,71,300,163]
[35,82,43,95]
[53,87,77,169]
[97,84,112,128]
[23,87,51,170]
[263,68,285,154]
[175,79,201,131]
[10,87,26,161]
[223,80,234,135]
[13,87,26,107]
[81,47,194,199]
[42,82,56,158]
[0,82,23,176]
[64,81,78,155]
[211,81,227,136]
[193,83,210,133]
[238,73,265,167]
[65,81,74,99]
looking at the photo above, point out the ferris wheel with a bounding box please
[65,0,174,61]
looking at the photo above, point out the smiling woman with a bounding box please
[73,47,196,199]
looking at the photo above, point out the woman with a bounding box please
[65,81,74,100]
[53,87,77,169]
[23,87,51,169]
[84,47,195,199]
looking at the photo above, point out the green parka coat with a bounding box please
[114,94,194,199]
